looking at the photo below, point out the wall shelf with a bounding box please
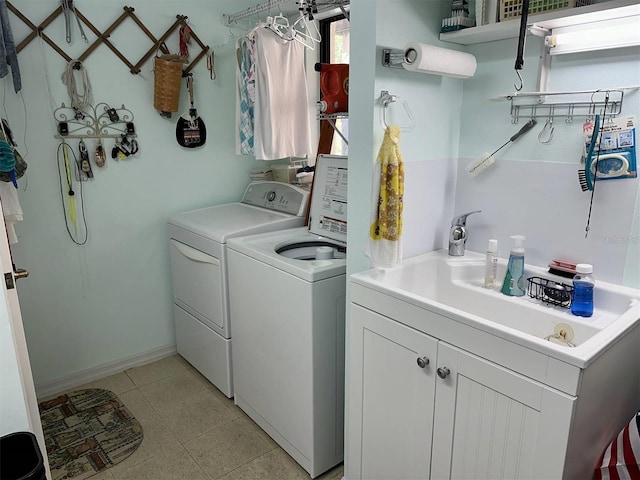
[439,0,639,45]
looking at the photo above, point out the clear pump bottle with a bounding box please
[571,264,595,317]
[484,239,498,289]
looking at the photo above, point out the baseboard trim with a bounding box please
[35,343,177,398]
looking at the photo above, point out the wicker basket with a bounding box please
[500,0,591,21]
[153,55,184,114]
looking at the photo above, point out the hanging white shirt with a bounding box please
[252,27,312,161]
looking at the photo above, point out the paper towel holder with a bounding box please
[382,45,477,79]
[382,48,406,69]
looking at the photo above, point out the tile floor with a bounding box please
[54,355,344,480]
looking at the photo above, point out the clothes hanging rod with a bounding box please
[223,0,349,25]
[223,0,291,25]
[495,85,640,100]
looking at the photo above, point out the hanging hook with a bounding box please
[538,116,554,144]
[514,70,524,92]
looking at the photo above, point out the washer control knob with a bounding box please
[266,191,277,202]
[437,367,451,379]
[416,356,430,368]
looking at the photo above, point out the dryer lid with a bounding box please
[308,155,348,245]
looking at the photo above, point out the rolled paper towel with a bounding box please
[403,42,477,79]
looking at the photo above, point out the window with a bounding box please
[319,15,350,155]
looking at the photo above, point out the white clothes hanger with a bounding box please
[290,11,321,49]
[270,13,294,39]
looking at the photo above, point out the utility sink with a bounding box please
[351,249,640,367]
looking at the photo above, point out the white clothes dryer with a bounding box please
[227,155,348,478]
[167,182,309,398]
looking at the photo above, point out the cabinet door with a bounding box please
[347,305,438,480]
[431,343,575,480]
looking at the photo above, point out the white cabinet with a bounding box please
[347,304,576,480]
[347,304,438,480]
[431,343,575,479]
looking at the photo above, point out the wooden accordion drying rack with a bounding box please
[6,2,209,76]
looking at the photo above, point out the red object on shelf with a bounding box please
[316,63,349,114]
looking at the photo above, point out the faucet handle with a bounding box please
[451,210,481,227]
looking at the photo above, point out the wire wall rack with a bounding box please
[500,87,639,124]
[7,3,209,76]
[223,0,349,25]
[53,103,136,140]
[318,112,348,145]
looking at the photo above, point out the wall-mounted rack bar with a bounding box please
[53,103,136,140]
[318,112,348,145]
[7,3,208,76]
[223,0,350,25]
[223,0,291,25]
[498,86,639,123]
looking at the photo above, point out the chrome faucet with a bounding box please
[449,210,481,256]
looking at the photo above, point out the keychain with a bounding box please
[94,140,106,167]
[77,140,93,179]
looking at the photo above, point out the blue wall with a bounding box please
[6,0,264,387]
[347,0,639,288]
[5,0,638,390]
[459,37,640,286]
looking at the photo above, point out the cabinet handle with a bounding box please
[416,356,430,368]
[437,367,451,379]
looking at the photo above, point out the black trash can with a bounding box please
[0,431,46,480]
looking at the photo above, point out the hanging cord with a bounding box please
[585,91,610,238]
[56,142,88,245]
[39,35,61,116]
[61,59,93,114]
[513,0,529,91]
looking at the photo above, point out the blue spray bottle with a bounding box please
[501,235,526,297]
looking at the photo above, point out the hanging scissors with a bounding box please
[61,0,88,44]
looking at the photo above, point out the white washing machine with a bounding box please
[167,182,309,398]
[227,155,348,478]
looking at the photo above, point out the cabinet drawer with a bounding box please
[169,239,226,335]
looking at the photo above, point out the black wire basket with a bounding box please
[526,276,573,308]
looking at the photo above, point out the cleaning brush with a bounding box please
[466,119,537,176]
[578,114,600,192]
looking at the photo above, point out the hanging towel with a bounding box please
[0,0,21,93]
[0,180,22,243]
[370,125,404,267]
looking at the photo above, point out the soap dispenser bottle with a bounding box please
[501,235,526,297]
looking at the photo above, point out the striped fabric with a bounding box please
[597,412,640,480]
